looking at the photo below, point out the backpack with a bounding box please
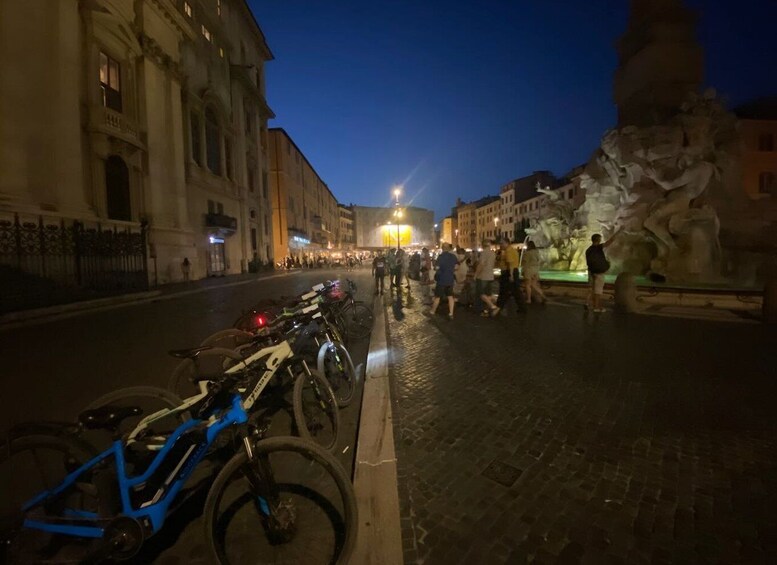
[586,246,610,274]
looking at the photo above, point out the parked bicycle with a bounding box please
[1,320,357,564]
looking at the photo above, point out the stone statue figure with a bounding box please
[641,153,717,253]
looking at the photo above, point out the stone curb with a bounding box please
[351,295,403,564]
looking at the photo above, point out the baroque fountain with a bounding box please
[527,0,776,287]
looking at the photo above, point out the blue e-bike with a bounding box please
[1,329,357,564]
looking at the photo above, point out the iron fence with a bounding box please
[0,213,148,313]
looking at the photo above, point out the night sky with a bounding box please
[249,0,777,219]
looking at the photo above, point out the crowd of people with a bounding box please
[277,252,373,271]
[370,231,621,319]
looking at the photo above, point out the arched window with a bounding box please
[205,106,221,175]
[105,155,131,221]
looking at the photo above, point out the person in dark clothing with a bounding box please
[585,228,622,312]
[372,251,387,295]
[429,243,458,319]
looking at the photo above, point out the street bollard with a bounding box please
[763,277,777,324]
[614,272,638,313]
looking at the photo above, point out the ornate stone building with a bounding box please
[0,0,274,294]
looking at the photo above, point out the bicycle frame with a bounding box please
[21,394,248,539]
[127,340,294,445]
[20,339,303,541]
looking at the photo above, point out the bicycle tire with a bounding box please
[201,329,255,349]
[292,370,340,452]
[1,433,100,564]
[203,436,357,565]
[84,385,187,413]
[339,302,374,340]
[316,342,356,408]
[168,348,247,400]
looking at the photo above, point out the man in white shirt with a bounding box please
[475,240,498,316]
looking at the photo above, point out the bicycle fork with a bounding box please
[240,433,297,543]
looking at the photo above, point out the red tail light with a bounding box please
[254,315,267,328]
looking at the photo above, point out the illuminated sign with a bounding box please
[209,236,224,244]
[291,235,310,245]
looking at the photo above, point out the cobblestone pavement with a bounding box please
[0,269,372,563]
[385,282,777,564]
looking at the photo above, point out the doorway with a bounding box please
[208,237,226,275]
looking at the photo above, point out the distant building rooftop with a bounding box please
[733,97,777,120]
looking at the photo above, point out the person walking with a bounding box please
[585,228,622,312]
[453,247,467,296]
[401,248,411,288]
[181,257,191,282]
[420,247,432,285]
[394,248,405,289]
[372,250,387,295]
[429,243,458,319]
[495,238,525,315]
[522,241,546,304]
[475,240,499,317]
[386,249,397,288]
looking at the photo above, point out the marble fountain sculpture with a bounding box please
[528,90,747,284]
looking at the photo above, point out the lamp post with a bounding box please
[455,228,459,247]
[494,216,499,239]
[391,186,403,250]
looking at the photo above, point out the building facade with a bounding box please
[0,0,274,293]
[337,204,355,249]
[734,99,777,199]
[351,206,434,250]
[454,200,477,250]
[440,216,456,245]
[268,128,339,261]
[475,197,500,245]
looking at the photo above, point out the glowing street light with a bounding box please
[392,186,402,205]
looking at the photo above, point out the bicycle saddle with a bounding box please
[79,405,142,430]
[168,345,212,359]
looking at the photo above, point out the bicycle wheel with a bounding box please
[168,348,247,400]
[1,433,100,563]
[316,342,357,408]
[84,385,189,441]
[292,370,340,452]
[203,436,357,565]
[339,302,373,340]
[201,329,255,349]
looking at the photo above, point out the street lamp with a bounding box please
[391,186,404,250]
[493,216,499,239]
[454,228,459,247]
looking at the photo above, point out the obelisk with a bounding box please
[613,0,704,127]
